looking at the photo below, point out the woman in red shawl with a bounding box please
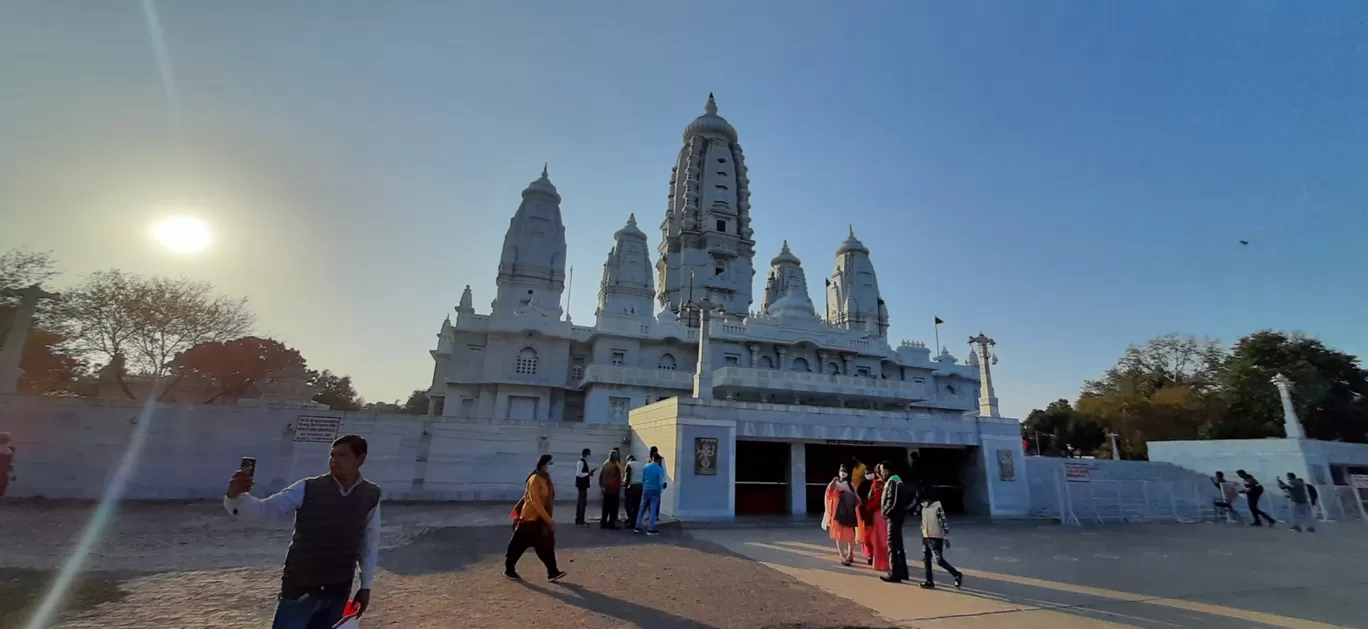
[863,463,890,572]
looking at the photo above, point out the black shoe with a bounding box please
[548,570,567,582]
[503,571,521,581]
[879,575,903,583]
[647,530,660,536]
[633,528,643,534]
[953,574,963,589]
[920,582,936,589]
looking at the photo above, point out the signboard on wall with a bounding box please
[294,416,341,443]
[694,437,719,475]
[1064,462,1091,483]
[823,439,875,447]
[996,450,1016,482]
[1351,474,1368,490]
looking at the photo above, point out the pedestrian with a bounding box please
[623,454,642,529]
[0,432,14,498]
[224,435,380,628]
[505,454,567,582]
[598,448,623,529]
[574,448,595,527]
[634,453,666,535]
[1276,473,1316,532]
[916,490,963,589]
[861,466,890,572]
[1210,471,1244,524]
[1236,470,1277,526]
[877,462,912,583]
[822,464,861,566]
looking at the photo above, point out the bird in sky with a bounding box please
[1239,240,1250,246]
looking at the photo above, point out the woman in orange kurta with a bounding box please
[505,454,567,581]
[864,473,890,572]
[822,464,861,566]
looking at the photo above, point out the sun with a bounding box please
[151,216,212,254]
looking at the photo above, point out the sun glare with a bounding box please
[151,216,212,254]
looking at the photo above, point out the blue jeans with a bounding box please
[636,490,662,531]
[272,588,349,629]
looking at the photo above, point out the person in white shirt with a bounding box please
[574,448,595,527]
[224,434,380,629]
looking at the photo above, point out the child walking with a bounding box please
[917,491,962,590]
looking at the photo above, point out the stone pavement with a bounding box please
[691,520,1368,628]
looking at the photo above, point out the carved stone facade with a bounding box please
[427,96,996,425]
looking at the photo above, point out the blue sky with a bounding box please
[2,1,1365,417]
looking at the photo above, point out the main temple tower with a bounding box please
[656,94,757,324]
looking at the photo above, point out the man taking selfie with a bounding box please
[224,434,381,629]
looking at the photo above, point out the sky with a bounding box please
[2,1,1366,418]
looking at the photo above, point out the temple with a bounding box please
[427,95,1028,519]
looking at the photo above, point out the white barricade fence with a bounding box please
[1029,470,1367,527]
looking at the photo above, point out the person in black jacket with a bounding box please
[574,448,595,527]
[877,461,912,583]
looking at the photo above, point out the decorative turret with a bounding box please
[493,165,567,318]
[825,226,888,339]
[457,285,474,313]
[760,241,817,319]
[657,94,757,324]
[596,214,656,322]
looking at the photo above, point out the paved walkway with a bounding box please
[692,521,1368,628]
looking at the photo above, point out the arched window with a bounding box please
[827,362,840,375]
[759,355,774,369]
[515,347,538,375]
[792,357,811,373]
[657,353,677,370]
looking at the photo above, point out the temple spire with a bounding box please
[705,92,718,116]
[541,162,548,178]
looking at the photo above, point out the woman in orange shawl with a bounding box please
[863,464,890,572]
[822,464,861,566]
[505,454,567,581]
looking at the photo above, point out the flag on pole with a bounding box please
[934,316,944,325]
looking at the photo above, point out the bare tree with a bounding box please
[60,271,255,380]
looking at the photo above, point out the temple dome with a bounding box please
[770,240,801,267]
[683,93,738,144]
[769,290,816,319]
[613,213,648,242]
[522,164,561,203]
[836,225,869,255]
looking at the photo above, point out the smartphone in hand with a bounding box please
[240,457,256,477]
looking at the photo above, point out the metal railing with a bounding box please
[1030,471,1368,526]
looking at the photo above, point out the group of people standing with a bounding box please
[504,445,669,581]
[1211,469,1318,532]
[823,461,963,589]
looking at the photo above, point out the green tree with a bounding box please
[312,370,361,411]
[1216,331,1368,442]
[402,389,430,415]
[1077,334,1227,459]
[1022,399,1104,456]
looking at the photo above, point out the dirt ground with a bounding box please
[0,502,894,629]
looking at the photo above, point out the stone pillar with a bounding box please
[789,442,807,515]
[969,332,1000,418]
[1272,373,1305,440]
[427,395,440,416]
[692,301,716,400]
[776,346,789,371]
[841,354,854,376]
[0,284,60,395]
[747,343,760,368]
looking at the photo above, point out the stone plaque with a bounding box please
[1065,462,1091,483]
[996,449,1015,482]
[694,437,718,476]
[294,416,341,443]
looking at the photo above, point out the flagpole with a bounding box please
[934,317,941,354]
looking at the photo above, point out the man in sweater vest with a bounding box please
[225,434,381,629]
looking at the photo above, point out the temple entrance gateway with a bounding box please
[803,443,969,515]
[735,440,790,515]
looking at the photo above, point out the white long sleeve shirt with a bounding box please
[223,476,381,589]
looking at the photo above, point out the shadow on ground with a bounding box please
[0,568,133,628]
[383,524,710,576]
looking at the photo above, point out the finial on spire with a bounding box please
[627,213,637,226]
[781,239,790,252]
[705,93,718,116]
[848,224,855,237]
[541,163,548,178]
